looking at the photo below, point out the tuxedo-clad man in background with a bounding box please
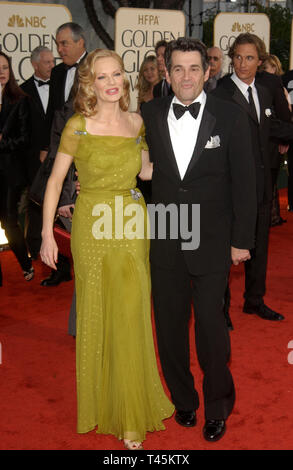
[141,38,257,442]
[214,33,293,322]
[41,22,87,286]
[153,40,173,98]
[204,46,223,93]
[21,46,55,259]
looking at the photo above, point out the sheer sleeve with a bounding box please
[137,123,149,152]
[58,113,84,157]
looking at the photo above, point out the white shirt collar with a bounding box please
[76,51,86,64]
[34,75,50,83]
[231,72,256,94]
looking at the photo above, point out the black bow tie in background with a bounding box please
[173,102,201,120]
[65,63,78,71]
[35,79,50,87]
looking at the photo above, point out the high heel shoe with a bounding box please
[123,439,144,450]
[23,266,34,281]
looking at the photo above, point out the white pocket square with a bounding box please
[205,135,220,149]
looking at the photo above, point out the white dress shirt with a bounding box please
[168,90,207,180]
[64,51,86,102]
[231,72,260,122]
[34,75,50,113]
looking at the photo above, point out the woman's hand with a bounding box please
[40,235,59,270]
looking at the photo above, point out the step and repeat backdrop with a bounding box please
[115,7,185,110]
[0,1,71,82]
[1,2,293,108]
[214,12,270,74]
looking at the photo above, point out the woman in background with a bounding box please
[136,55,160,111]
[0,52,33,280]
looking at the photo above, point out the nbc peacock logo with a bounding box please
[8,14,25,27]
[231,21,255,33]
[7,14,46,28]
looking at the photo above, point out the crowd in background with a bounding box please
[0,24,292,288]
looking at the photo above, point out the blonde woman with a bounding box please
[136,55,160,111]
[262,54,291,110]
[40,49,174,450]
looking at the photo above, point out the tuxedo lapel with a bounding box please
[29,77,46,117]
[184,97,216,180]
[158,97,182,180]
[230,82,259,124]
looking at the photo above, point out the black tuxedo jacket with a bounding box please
[153,79,173,98]
[256,71,292,123]
[141,94,257,275]
[44,52,88,147]
[256,71,292,169]
[213,75,293,204]
[21,76,48,184]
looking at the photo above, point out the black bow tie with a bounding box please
[65,63,78,71]
[35,79,50,87]
[173,102,201,120]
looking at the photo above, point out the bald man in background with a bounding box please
[204,46,224,93]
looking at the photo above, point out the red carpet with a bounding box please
[0,189,293,450]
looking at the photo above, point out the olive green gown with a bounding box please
[58,113,174,442]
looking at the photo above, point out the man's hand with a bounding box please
[231,246,251,266]
[57,204,75,218]
[40,150,48,163]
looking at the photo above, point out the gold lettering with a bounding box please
[137,15,159,25]
[25,17,33,27]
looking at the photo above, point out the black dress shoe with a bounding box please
[243,303,284,321]
[41,270,72,286]
[175,410,196,427]
[203,419,226,442]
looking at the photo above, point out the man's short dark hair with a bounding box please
[155,40,168,54]
[228,33,268,62]
[56,22,86,48]
[164,37,209,74]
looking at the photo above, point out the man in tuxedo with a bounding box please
[41,22,87,286]
[21,46,55,259]
[204,46,223,92]
[153,40,173,98]
[141,38,257,442]
[214,33,293,322]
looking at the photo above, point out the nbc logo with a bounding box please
[8,15,24,27]
[7,14,46,28]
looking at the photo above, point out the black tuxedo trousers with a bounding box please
[151,254,235,419]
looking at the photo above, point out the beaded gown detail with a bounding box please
[58,114,174,441]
